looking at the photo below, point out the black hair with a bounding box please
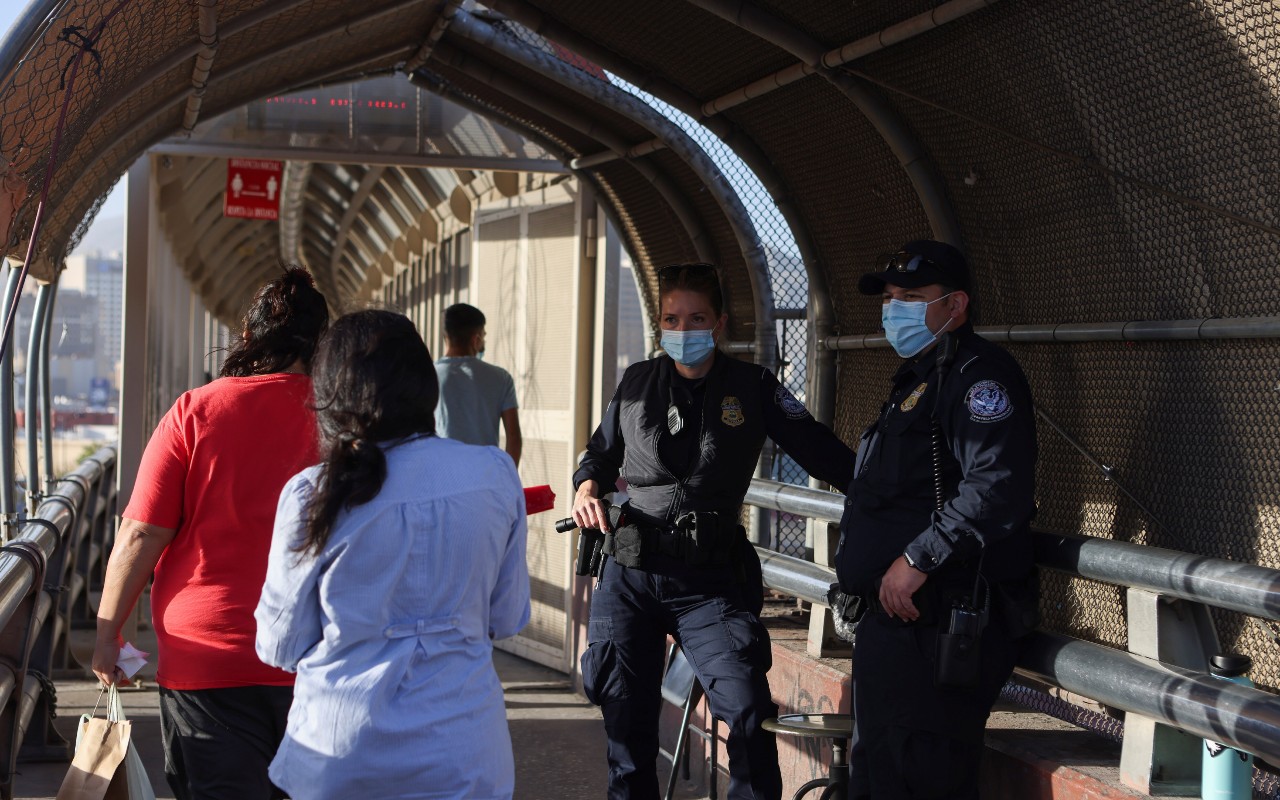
[443,302,486,342]
[220,267,329,377]
[299,310,439,556]
[657,263,724,317]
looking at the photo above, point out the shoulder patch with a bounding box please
[774,385,811,420]
[965,380,1013,423]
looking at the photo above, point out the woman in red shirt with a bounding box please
[92,268,328,800]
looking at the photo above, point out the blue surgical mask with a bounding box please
[661,329,716,367]
[881,294,954,358]
[477,349,485,361]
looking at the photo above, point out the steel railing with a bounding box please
[743,477,1280,773]
[0,446,117,799]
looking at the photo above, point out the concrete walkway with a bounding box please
[9,638,653,800]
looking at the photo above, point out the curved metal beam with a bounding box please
[686,0,962,247]
[426,44,716,265]
[412,70,660,325]
[487,0,836,421]
[329,166,386,286]
[447,11,775,364]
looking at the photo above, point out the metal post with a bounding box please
[40,279,56,497]
[23,283,52,514]
[1119,588,1219,795]
[0,264,23,535]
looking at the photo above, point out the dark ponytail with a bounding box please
[300,310,439,556]
[220,267,329,377]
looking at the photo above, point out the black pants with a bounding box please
[159,685,293,800]
[848,611,1017,799]
[581,553,781,800]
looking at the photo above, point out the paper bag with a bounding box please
[56,685,156,800]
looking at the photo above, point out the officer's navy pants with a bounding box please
[581,553,781,800]
[848,611,1017,799]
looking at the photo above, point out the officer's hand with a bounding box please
[879,557,928,622]
[572,480,611,533]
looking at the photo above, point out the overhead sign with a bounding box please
[224,158,282,220]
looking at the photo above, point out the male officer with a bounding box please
[836,240,1038,799]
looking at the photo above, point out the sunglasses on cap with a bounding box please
[881,252,940,274]
[658,262,719,281]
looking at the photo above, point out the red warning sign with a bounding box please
[224,158,283,220]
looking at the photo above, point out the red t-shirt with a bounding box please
[123,373,318,690]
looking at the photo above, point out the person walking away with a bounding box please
[92,268,329,800]
[435,302,522,465]
[256,309,530,800]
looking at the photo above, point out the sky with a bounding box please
[1,0,127,254]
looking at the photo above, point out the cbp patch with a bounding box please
[774,385,810,420]
[721,396,745,427]
[966,380,1013,423]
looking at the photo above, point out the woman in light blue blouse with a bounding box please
[256,310,531,800]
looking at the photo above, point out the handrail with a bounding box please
[0,445,119,781]
[744,478,1280,620]
[744,476,1280,766]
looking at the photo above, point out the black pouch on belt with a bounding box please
[605,524,644,568]
[675,511,732,566]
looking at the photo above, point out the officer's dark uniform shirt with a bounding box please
[836,322,1037,596]
[574,352,854,525]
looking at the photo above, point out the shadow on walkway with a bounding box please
[9,630,628,800]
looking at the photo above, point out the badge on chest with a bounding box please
[721,396,745,427]
[899,381,929,413]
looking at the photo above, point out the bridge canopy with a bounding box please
[2,0,1280,696]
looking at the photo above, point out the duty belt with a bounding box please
[604,510,744,569]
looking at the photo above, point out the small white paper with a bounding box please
[116,642,150,679]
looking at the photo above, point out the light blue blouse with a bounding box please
[256,436,530,800]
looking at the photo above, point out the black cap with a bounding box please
[858,240,971,295]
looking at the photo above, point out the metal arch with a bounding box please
[198,219,270,283]
[425,46,716,264]
[329,166,387,286]
[401,168,447,210]
[342,225,382,275]
[385,168,444,246]
[411,72,661,328]
[310,165,357,206]
[353,191,399,253]
[67,0,428,195]
[386,167,433,219]
[370,184,412,232]
[202,225,280,291]
[445,11,777,368]
[198,230,279,310]
[301,212,338,250]
[488,0,839,423]
[279,161,312,266]
[685,0,963,248]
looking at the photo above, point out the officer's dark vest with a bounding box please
[618,354,766,523]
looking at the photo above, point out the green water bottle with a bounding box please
[1201,653,1252,800]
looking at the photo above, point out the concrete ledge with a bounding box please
[661,610,1157,799]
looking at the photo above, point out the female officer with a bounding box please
[572,263,855,800]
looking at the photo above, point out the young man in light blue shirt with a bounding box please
[434,303,522,465]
